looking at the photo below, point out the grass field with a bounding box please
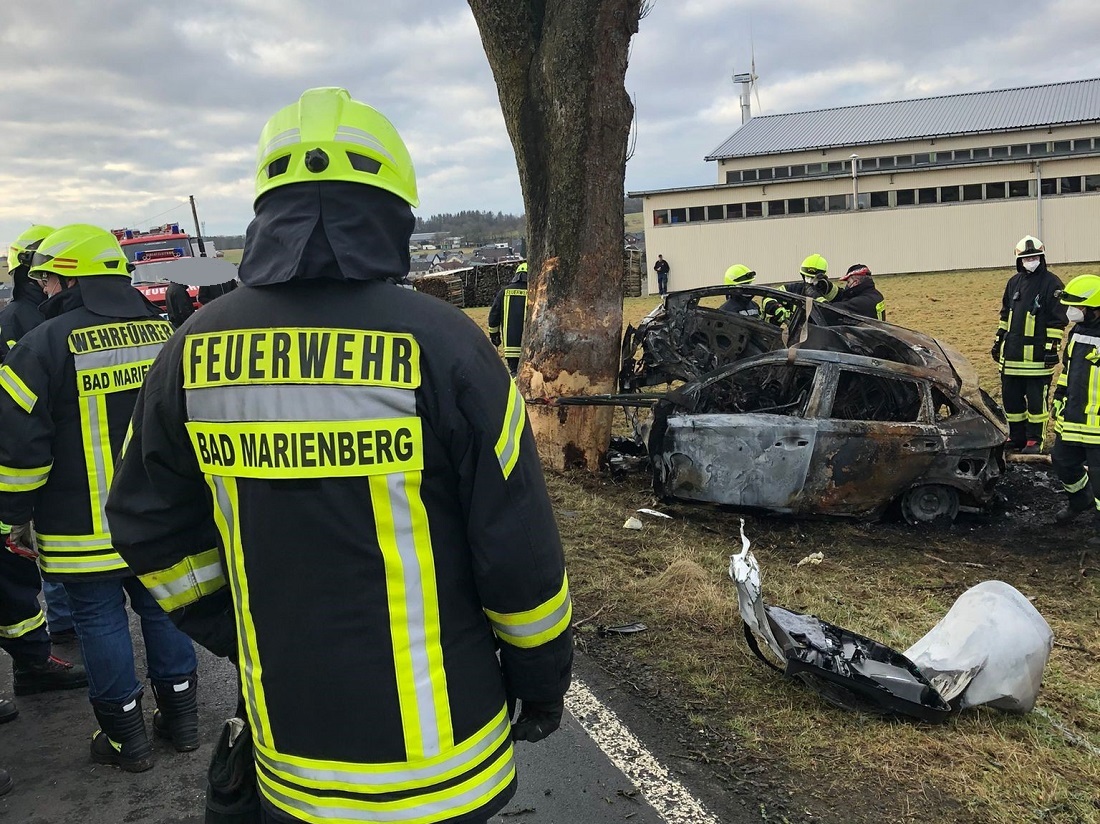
[468,265,1100,824]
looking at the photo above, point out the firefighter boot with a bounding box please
[152,674,200,752]
[91,693,154,773]
[13,654,88,695]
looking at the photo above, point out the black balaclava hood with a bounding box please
[238,181,414,287]
[40,276,159,320]
[10,266,46,306]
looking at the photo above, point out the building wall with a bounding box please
[641,192,1100,290]
[640,126,1100,291]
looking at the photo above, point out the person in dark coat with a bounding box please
[719,264,760,316]
[165,281,196,328]
[992,236,1067,452]
[653,254,670,295]
[1,225,53,360]
[488,261,528,375]
[197,278,238,305]
[832,264,886,320]
[106,87,572,824]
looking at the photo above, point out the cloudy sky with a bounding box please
[3,0,1100,246]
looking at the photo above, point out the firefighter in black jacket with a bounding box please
[719,264,760,316]
[488,261,528,376]
[0,223,87,727]
[1,225,53,359]
[0,224,199,774]
[992,236,1067,452]
[761,253,838,324]
[832,264,886,320]
[1050,274,1100,523]
[106,88,572,824]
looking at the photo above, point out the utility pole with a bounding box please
[189,195,208,257]
[850,154,860,210]
[1035,162,1044,238]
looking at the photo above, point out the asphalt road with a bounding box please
[0,616,670,824]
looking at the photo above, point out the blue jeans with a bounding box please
[42,580,74,634]
[65,576,198,703]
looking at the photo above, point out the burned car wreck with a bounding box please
[614,286,1009,523]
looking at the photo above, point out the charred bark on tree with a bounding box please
[468,0,641,470]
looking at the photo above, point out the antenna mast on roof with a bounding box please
[732,30,761,125]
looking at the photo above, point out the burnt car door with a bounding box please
[798,364,942,517]
[653,361,825,510]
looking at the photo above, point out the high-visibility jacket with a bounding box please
[106,278,572,824]
[487,273,527,360]
[0,286,172,580]
[996,263,1066,377]
[1053,319,1100,444]
[761,277,839,322]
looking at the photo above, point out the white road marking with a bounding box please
[565,677,721,824]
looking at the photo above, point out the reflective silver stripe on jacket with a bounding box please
[254,713,510,788]
[73,343,165,372]
[144,558,226,603]
[258,751,515,823]
[186,384,416,422]
[487,595,572,641]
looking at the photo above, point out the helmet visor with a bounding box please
[800,267,826,278]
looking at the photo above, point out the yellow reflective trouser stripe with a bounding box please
[484,573,572,649]
[255,707,510,793]
[35,532,127,575]
[208,475,274,748]
[370,471,453,759]
[0,365,37,413]
[493,382,525,480]
[0,610,45,639]
[1005,411,1028,423]
[998,319,1009,331]
[259,747,516,824]
[0,462,51,492]
[139,548,227,612]
[1064,474,1090,494]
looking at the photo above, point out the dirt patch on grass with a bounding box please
[550,462,1100,824]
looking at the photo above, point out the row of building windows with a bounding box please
[653,175,1100,225]
[724,137,1100,185]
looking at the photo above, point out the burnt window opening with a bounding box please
[695,364,816,416]
[831,370,921,423]
[931,387,959,422]
[347,152,382,174]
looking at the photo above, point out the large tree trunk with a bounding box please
[468,0,642,470]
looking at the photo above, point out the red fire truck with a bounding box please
[111,224,216,311]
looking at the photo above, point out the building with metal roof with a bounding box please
[631,78,1100,290]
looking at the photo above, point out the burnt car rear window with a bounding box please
[832,370,922,423]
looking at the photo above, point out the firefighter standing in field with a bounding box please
[761,253,839,324]
[488,260,528,375]
[0,224,199,774]
[1049,274,1100,523]
[992,236,1066,453]
[106,87,572,824]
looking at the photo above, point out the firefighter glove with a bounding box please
[1053,396,1066,419]
[990,340,1002,364]
[489,331,501,347]
[1,522,37,559]
[771,306,792,324]
[1044,347,1060,368]
[511,698,564,743]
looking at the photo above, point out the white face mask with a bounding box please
[1067,306,1086,323]
[1022,257,1041,273]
